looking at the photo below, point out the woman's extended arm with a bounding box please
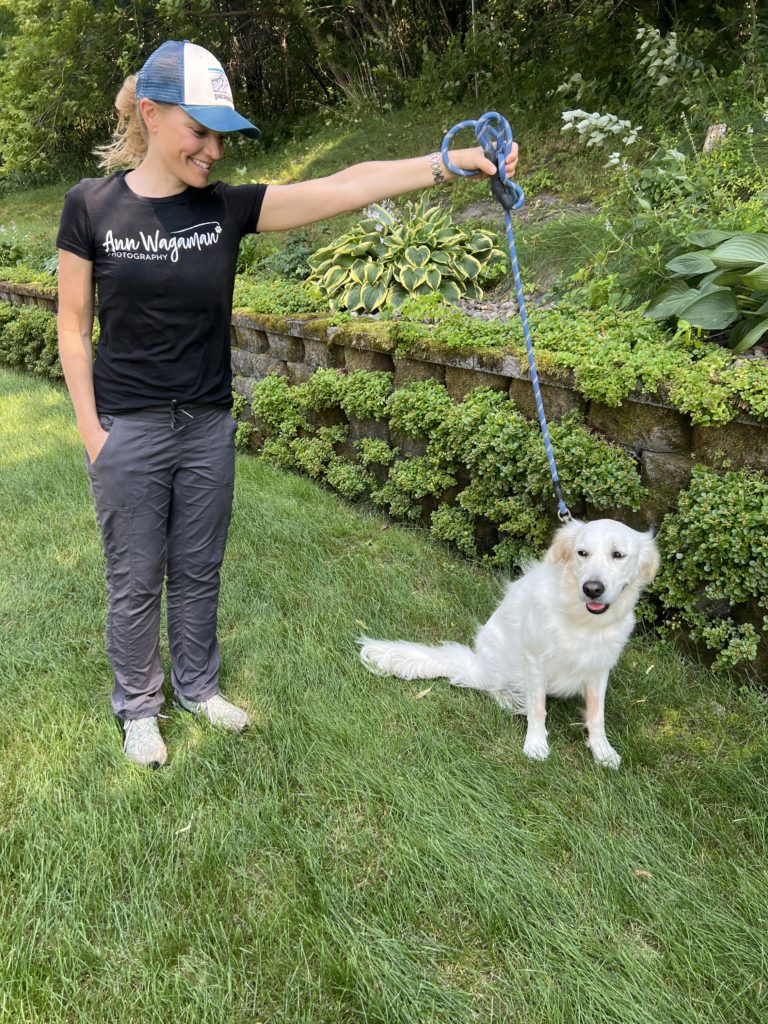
[256,144,519,232]
[57,249,107,462]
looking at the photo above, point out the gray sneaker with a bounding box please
[123,716,167,768]
[175,691,250,732]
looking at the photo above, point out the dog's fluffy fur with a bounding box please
[359,518,660,768]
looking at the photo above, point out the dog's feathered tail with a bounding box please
[358,636,484,689]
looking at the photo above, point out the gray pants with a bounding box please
[86,404,237,721]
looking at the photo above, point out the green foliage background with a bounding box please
[0,0,766,187]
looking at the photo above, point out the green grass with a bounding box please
[1,367,766,1023]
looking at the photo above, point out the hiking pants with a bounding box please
[85,403,237,720]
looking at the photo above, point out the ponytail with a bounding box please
[93,75,148,171]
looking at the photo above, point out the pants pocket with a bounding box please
[87,416,149,510]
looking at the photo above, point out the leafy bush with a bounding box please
[385,378,453,438]
[655,465,768,669]
[306,195,505,313]
[338,370,393,420]
[248,371,645,573]
[0,301,61,378]
[645,230,768,352]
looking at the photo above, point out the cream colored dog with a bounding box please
[359,519,660,768]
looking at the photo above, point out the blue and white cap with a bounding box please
[136,40,260,139]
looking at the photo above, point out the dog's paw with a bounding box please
[589,737,621,769]
[523,736,550,760]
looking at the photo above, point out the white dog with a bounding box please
[359,518,660,768]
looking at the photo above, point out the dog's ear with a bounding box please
[638,531,661,584]
[546,519,581,564]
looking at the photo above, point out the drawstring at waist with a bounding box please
[170,400,195,431]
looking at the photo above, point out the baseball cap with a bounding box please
[136,40,260,139]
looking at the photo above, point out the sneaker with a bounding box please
[175,691,250,732]
[123,716,167,768]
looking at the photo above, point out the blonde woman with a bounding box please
[57,39,518,768]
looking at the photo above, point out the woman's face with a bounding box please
[145,102,226,187]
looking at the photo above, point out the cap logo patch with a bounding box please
[209,67,233,105]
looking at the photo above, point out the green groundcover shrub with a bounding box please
[244,370,646,571]
[0,301,61,378]
[241,367,768,670]
[387,302,768,426]
[655,465,768,670]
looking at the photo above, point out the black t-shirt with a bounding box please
[56,171,267,413]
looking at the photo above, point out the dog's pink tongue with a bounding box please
[587,601,606,612]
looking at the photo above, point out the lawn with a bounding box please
[0,368,766,1024]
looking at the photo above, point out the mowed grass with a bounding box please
[0,368,766,1024]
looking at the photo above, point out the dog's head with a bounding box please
[545,518,660,616]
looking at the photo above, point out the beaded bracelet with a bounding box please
[428,151,445,185]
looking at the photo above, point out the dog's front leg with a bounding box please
[585,672,621,769]
[523,682,549,760]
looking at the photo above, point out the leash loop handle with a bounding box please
[441,112,571,523]
[440,111,525,212]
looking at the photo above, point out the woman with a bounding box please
[57,40,519,768]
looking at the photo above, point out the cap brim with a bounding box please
[180,104,261,139]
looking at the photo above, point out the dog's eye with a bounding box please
[612,550,626,559]
[577,549,589,558]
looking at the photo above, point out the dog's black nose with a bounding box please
[583,580,605,599]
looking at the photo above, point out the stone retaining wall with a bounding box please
[4,281,767,528]
[229,311,768,528]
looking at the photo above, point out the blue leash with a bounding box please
[441,111,571,523]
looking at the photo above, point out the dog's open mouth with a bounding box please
[586,601,610,615]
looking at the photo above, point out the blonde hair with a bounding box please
[94,75,150,171]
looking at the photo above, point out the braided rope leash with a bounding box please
[441,112,571,523]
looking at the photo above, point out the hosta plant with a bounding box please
[645,230,768,352]
[306,195,505,313]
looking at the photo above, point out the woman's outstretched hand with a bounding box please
[445,143,519,180]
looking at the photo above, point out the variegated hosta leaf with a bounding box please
[429,250,452,265]
[368,203,398,229]
[362,262,384,285]
[425,267,442,290]
[404,245,431,268]
[322,266,348,294]
[389,284,409,307]
[344,283,364,311]
[439,279,462,303]
[435,228,463,244]
[349,260,370,285]
[361,281,387,312]
[468,234,495,253]
[454,254,482,280]
[398,265,428,291]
